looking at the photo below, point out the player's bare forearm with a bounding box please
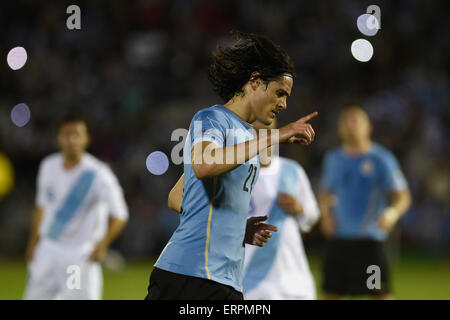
[191,136,270,179]
[25,206,44,260]
[277,193,304,215]
[318,192,336,237]
[318,192,335,216]
[377,190,411,232]
[99,217,127,247]
[168,174,184,213]
[90,217,126,261]
[389,190,412,217]
[28,206,43,246]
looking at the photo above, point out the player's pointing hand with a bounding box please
[277,112,318,145]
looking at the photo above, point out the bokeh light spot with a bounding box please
[351,39,374,62]
[146,151,169,175]
[11,103,31,127]
[7,47,28,70]
[357,14,379,36]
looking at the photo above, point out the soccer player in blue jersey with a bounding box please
[145,31,318,300]
[319,106,411,300]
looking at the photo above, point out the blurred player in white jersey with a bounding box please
[243,120,320,300]
[23,115,129,300]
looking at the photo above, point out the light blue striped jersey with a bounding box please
[36,153,128,250]
[321,143,408,240]
[243,156,319,299]
[155,105,260,292]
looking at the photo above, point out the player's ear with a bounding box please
[249,71,262,90]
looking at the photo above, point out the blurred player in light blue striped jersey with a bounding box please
[319,106,411,299]
[243,119,320,300]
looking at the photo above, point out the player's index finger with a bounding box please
[253,215,268,222]
[299,111,318,123]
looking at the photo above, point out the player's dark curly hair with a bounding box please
[208,31,295,102]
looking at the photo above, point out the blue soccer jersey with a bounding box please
[321,143,408,240]
[155,104,260,292]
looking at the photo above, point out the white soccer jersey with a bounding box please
[35,152,128,252]
[243,156,320,300]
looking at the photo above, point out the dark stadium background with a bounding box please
[0,0,448,299]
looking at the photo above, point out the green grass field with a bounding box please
[0,255,448,300]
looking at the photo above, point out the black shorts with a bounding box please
[322,239,391,296]
[145,267,244,300]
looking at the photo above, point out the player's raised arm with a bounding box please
[191,112,318,179]
[168,174,184,213]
